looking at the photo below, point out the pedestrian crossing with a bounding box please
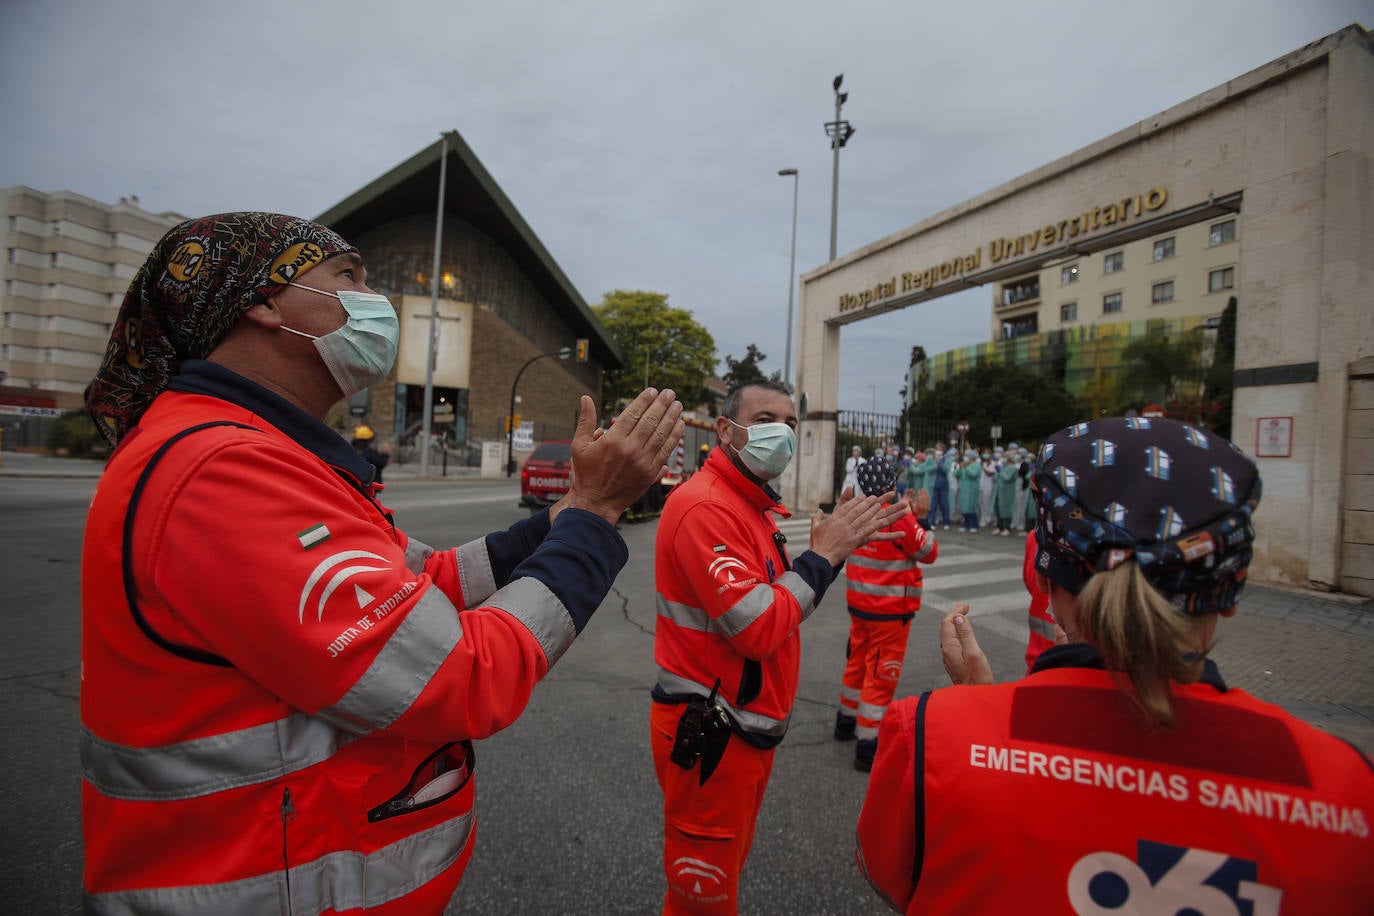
[774,517,1036,646]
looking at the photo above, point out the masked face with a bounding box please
[280,282,398,396]
[726,418,796,480]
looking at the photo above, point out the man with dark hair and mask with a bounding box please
[649,379,907,914]
[80,212,683,914]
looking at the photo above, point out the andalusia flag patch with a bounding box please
[297,523,331,550]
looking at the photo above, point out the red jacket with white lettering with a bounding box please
[81,364,624,914]
[844,513,936,621]
[652,447,837,747]
[856,654,1374,913]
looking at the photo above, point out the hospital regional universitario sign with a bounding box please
[837,186,1169,314]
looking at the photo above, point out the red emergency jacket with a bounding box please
[1022,531,1056,672]
[652,447,837,748]
[857,649,1374,914]
[845,513,937,621]
[81,362,624,914]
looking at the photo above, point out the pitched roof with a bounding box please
[315,132,623,369]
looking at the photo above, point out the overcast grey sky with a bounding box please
[1,1,1367,413]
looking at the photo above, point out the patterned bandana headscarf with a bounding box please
[85,212,355,446]
[1032,417,1262,616]
[857,456,895,497]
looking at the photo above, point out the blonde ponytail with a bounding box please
[1074,562,1209,729]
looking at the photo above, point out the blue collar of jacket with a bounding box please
[705,446,788,516]
[167,360,377,486]
[1029,641,1228,692]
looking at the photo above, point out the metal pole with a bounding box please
[507,348,573,476]
[420,131,452,478]
[779,169,798,389]
[830,91,841,262]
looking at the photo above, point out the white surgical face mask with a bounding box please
[280,283,398,397]
[726,418,795,480]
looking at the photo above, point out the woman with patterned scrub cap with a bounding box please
[855,416,1374,914]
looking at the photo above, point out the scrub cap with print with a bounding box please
[1031,416,1262,616]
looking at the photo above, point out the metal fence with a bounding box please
[832,410,958,495]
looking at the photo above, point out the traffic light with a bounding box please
[575,338,589,363]
[505,414,522,433]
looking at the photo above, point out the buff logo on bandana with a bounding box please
[270,242,328,284]
[166,241,207,282]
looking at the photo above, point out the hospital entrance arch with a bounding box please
[783,26,1373,594]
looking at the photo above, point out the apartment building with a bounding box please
[993,213,1238,342]
[0,188,184,437]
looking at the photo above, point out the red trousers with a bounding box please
[650,701,775,915]
[838,616,912,740]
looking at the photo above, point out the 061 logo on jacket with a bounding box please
[1068,840,1279,915]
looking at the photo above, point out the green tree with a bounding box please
[907,361,1082,446]
[722,343,785,392]
[1203,297,1237,438]
[1117,330,1206,408]
[592,290,717,413]
[47,409,103,457]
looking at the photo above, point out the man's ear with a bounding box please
[240,296,285,330]
[714,415,733,447]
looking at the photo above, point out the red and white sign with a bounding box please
[1255,417,1293,458]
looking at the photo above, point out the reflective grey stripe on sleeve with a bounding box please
[81,714,352,802]
[316,585,462,735]
[84,808,474,915]
[840,685,860,703]
[913,537,936,561]
[658,574,815,637]
[847,580,911,598]
[714,584,774,638]
[483,575,577,667]
[776,570,818,621]
[455,537,497,605]
[1028,614,1058,640]
[656,669,790,739]
[846,555,918,573]
[405,537,435,575]
[657,594,710,631]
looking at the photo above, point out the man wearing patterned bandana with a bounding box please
[80,213,684,914]
[856,416,1374,914]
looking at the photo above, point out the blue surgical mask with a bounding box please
[281,283,398,397]
[726,418,795,480]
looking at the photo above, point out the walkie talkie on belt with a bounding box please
[670,679,732,785]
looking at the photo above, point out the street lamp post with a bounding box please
[420,130,456,479]
[777,168,799,390]
[825,75,856,262]
[507,347,572,476]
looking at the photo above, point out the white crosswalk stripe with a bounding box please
[775,519,1035,638]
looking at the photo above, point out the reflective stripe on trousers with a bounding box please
[83,810,474,915]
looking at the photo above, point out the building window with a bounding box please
[1153,237,1175,261]
[1209,219,1236,246]
[1061,264,1079,285]
[1103,293,1123,314]
[1060,302,1077,322]
[1104,251,1124,274]
[1151,281,1175,304]
[1000,277,1040,306]
[1209,267,1235,293]
[1001,315,1039,339]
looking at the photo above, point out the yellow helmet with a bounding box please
[353,425,375,441]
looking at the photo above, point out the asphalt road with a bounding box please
[0,475,1030,915]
